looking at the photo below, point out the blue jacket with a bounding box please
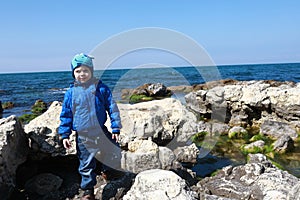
[58,78,122,139]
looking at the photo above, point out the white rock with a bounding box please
[123,169,196,200]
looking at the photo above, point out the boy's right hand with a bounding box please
[62,138,71,149]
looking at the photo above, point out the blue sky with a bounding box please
[1,0,300,73]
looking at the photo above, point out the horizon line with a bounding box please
[1,61,299,75]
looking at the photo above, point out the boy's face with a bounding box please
[73,65,92,83]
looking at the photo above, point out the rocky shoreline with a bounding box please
[1,79,300,200]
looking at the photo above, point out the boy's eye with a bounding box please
[75,69,89,73]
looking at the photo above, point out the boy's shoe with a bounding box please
[81,189,95,200]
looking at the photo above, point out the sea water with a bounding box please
[1,63,300,118]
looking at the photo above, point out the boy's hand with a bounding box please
[112,134,120,143]
[62,138,71,149]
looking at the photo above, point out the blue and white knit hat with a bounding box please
[71,53,94,77]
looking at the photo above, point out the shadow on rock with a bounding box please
[96,172,135,200]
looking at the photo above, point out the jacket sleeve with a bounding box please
[103,85,122,133]
[58,89,73,139]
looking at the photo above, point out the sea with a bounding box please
[1,62,300,118]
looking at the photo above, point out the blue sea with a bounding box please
[1,63,300,118]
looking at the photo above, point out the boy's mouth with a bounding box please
[79,78,88,82]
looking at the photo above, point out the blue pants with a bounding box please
[76,129,121,190]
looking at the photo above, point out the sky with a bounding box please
[1,0,300,73]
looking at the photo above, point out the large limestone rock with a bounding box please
[24,101,76,156]
[24,101,62,134]
[173,143,199,163]
[186,80,300,131]
[260,120,298,139]
[123,169,197,200]
[0,115,28,200]
[267,83,300,121]
[118,98,198,147]
[122,139,176,173]
[195,153,300,199]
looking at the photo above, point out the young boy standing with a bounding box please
[59,53,122,200]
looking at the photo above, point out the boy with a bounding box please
[59,53,122,200]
